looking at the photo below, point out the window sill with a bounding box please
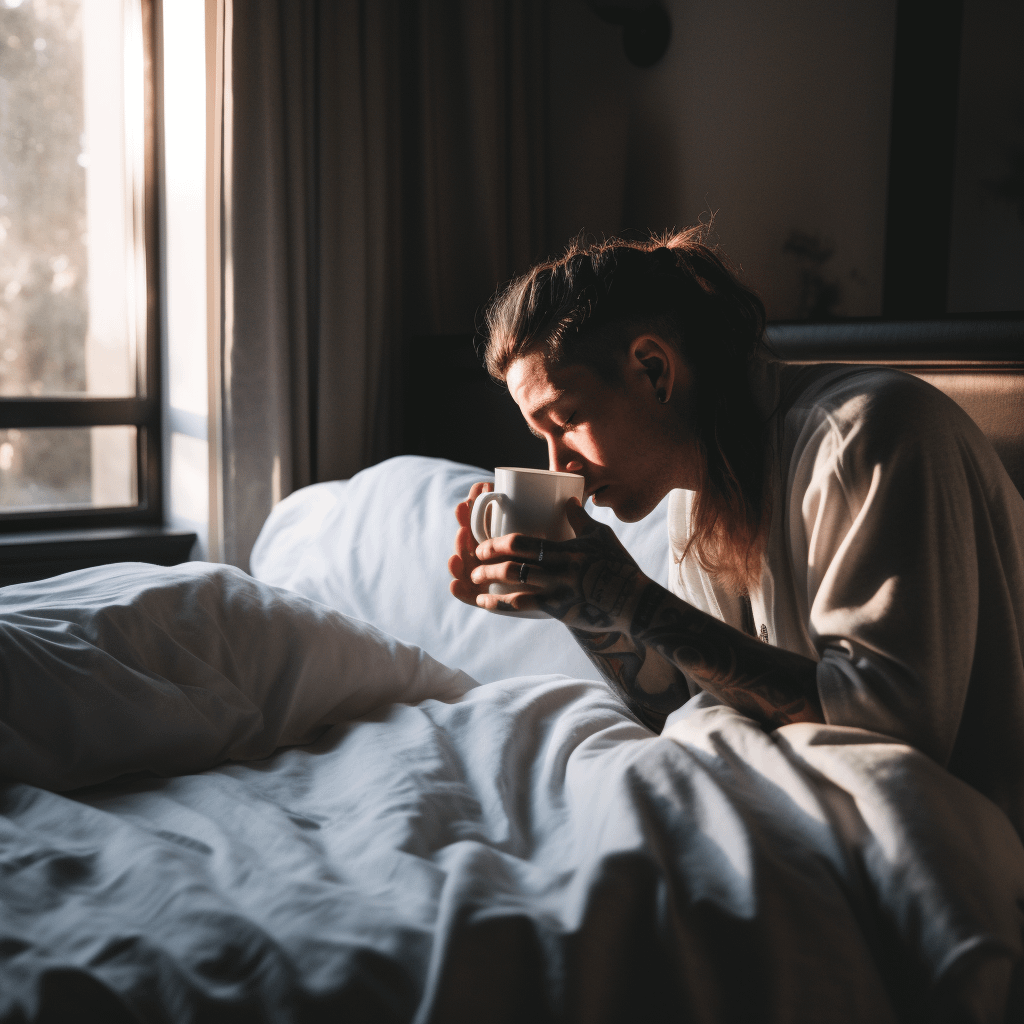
[0,527,198,588]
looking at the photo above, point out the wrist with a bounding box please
[621,572,658,634]
[628,577,667,638]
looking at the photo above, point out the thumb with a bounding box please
[565,496,598,536]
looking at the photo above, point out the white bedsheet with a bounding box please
[4,673,1021,1022]
[2,456,1023,1021]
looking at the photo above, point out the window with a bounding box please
[0,0,159,529]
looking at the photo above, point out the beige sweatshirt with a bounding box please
[668,362,1024,838]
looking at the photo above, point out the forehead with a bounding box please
[506,350,557,410]
[506,351,598,416]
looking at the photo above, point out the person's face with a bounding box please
[505,338,699,523]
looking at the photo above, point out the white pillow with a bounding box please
[250,456,671,683]
[0,562,475,791]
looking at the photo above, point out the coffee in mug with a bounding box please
[470,467,584,615]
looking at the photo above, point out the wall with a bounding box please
[948,0,1024,313]
[548,0,898,320]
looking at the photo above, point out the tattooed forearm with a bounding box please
[521,514,817,730]
[567,627,689,733]
[630,583,822,728]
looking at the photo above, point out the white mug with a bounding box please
[470,467,584,615]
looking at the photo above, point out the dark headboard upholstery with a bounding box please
[768,319,1024,496]
[401,319,1024,494]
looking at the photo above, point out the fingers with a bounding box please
[474,589,542,614]
[450,577,486,606]
[470,497,597,564]
[451,571,543,615]
[452,481,493,579]
[453,523,476,564]
[454,481,493,531]
[470,560,546,589]
[449,527,475,581]
[474,532,549,564]
[565,496,598,536]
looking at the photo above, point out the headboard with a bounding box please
[768,319,1024,496]
[401,319,1024,496]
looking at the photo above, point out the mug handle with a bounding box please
[471,491,507,544]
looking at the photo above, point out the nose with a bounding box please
[547,437,583,474]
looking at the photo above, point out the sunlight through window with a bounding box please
[0,0,146,512]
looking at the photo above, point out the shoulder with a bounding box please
[783,365,984,477]
[789,364,960,430]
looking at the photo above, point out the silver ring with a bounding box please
[519,562,530,585]
[537,540,544,563]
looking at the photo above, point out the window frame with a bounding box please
[0,0,162,534]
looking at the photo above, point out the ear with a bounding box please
[627,334,677,403]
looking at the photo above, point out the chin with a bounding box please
[606,490,657,523]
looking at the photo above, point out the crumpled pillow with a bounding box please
[0,561,475,791]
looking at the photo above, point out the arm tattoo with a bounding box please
[526,529,690,730]
[529,521,819,730]
[630,583,822,728]
[567,626,688,733]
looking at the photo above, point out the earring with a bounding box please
[656,388,667,404]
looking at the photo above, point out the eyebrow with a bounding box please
[529,388,569,418]
[523,398,560,440]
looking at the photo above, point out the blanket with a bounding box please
[0,563,474,790]
[1,561,1022,1021]
[3,676,1022,1021]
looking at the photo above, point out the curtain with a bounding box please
[215,0,549,569]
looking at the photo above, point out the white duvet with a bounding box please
[0,562,473,791]
[1,456,1022,1022]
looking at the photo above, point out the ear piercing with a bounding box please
[656,388,668,404]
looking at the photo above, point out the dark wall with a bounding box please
[547,0,897,319]
[546,0,1024,319]
[948,0,1024,313]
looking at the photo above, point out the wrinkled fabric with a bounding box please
[0,563,474,791]
[669,364,1024,838]
[2,674,1021,1023]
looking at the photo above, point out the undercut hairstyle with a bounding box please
[481,227,772,595]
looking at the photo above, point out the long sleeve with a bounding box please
[784,369,1024,827]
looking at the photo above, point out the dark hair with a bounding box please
[481,227,771,593]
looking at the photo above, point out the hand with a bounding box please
[468,498,648,630]
[448,481,494,606]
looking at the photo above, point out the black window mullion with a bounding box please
[0,398,156,429]
[0,504,162,533]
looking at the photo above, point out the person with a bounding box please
[447,228,1024,839]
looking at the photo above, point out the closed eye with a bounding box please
[526,412,575,440]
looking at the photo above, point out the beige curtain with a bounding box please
[215,0,549,569]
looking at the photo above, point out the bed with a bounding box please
[2,323,1024,1022]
